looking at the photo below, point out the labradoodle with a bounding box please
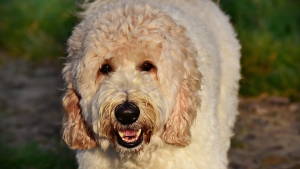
[61,0,241,168]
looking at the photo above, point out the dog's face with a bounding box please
[81,47,165,153]
[62,1,201,154]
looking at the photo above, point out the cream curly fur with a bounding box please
[61,0,241,168]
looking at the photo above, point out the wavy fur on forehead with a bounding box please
[68,1,182,55]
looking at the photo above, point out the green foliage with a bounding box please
[220,0,300,97]
[0,0,78,61]
[0,142,77,169]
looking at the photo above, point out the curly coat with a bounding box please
[61,0,240,168]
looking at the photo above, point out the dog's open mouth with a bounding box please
[116,129,143,148]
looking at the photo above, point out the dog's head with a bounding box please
[62,1,201,154]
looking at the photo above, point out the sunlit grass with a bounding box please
[220,0,300,97]
[0,0,78,61]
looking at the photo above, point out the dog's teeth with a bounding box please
[118,131,124,138]
[136,129,141,136]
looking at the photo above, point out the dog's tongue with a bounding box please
[123,130,137,136]
[118,129,142,143]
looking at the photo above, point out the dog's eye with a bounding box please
[100,64,112,75]
[141,62,154,72]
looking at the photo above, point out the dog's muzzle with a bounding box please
[115,102,143,148]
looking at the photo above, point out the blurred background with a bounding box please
[0,0,299,168]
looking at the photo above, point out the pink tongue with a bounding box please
[123,130,137,137]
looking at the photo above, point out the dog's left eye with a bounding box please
[141,62,154,72]
[100,64,112,75]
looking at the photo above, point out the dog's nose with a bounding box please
[115,102,140,125]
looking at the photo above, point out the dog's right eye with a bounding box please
[141,62,154,72]
[100,64,112,75]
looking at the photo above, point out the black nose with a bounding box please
[115,102,140,125]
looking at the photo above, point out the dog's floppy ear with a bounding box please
[162,46,201,147]
[62,88,98,150]
[163,78,199,147]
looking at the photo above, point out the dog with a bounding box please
[61,0,240,168]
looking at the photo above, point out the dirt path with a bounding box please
[0,59,64,150]
[229,96,300,169]
[0,59,299,168]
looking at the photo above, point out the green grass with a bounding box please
[0,0,78,61]
[220,0,300,97]
[0,142,77,169]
